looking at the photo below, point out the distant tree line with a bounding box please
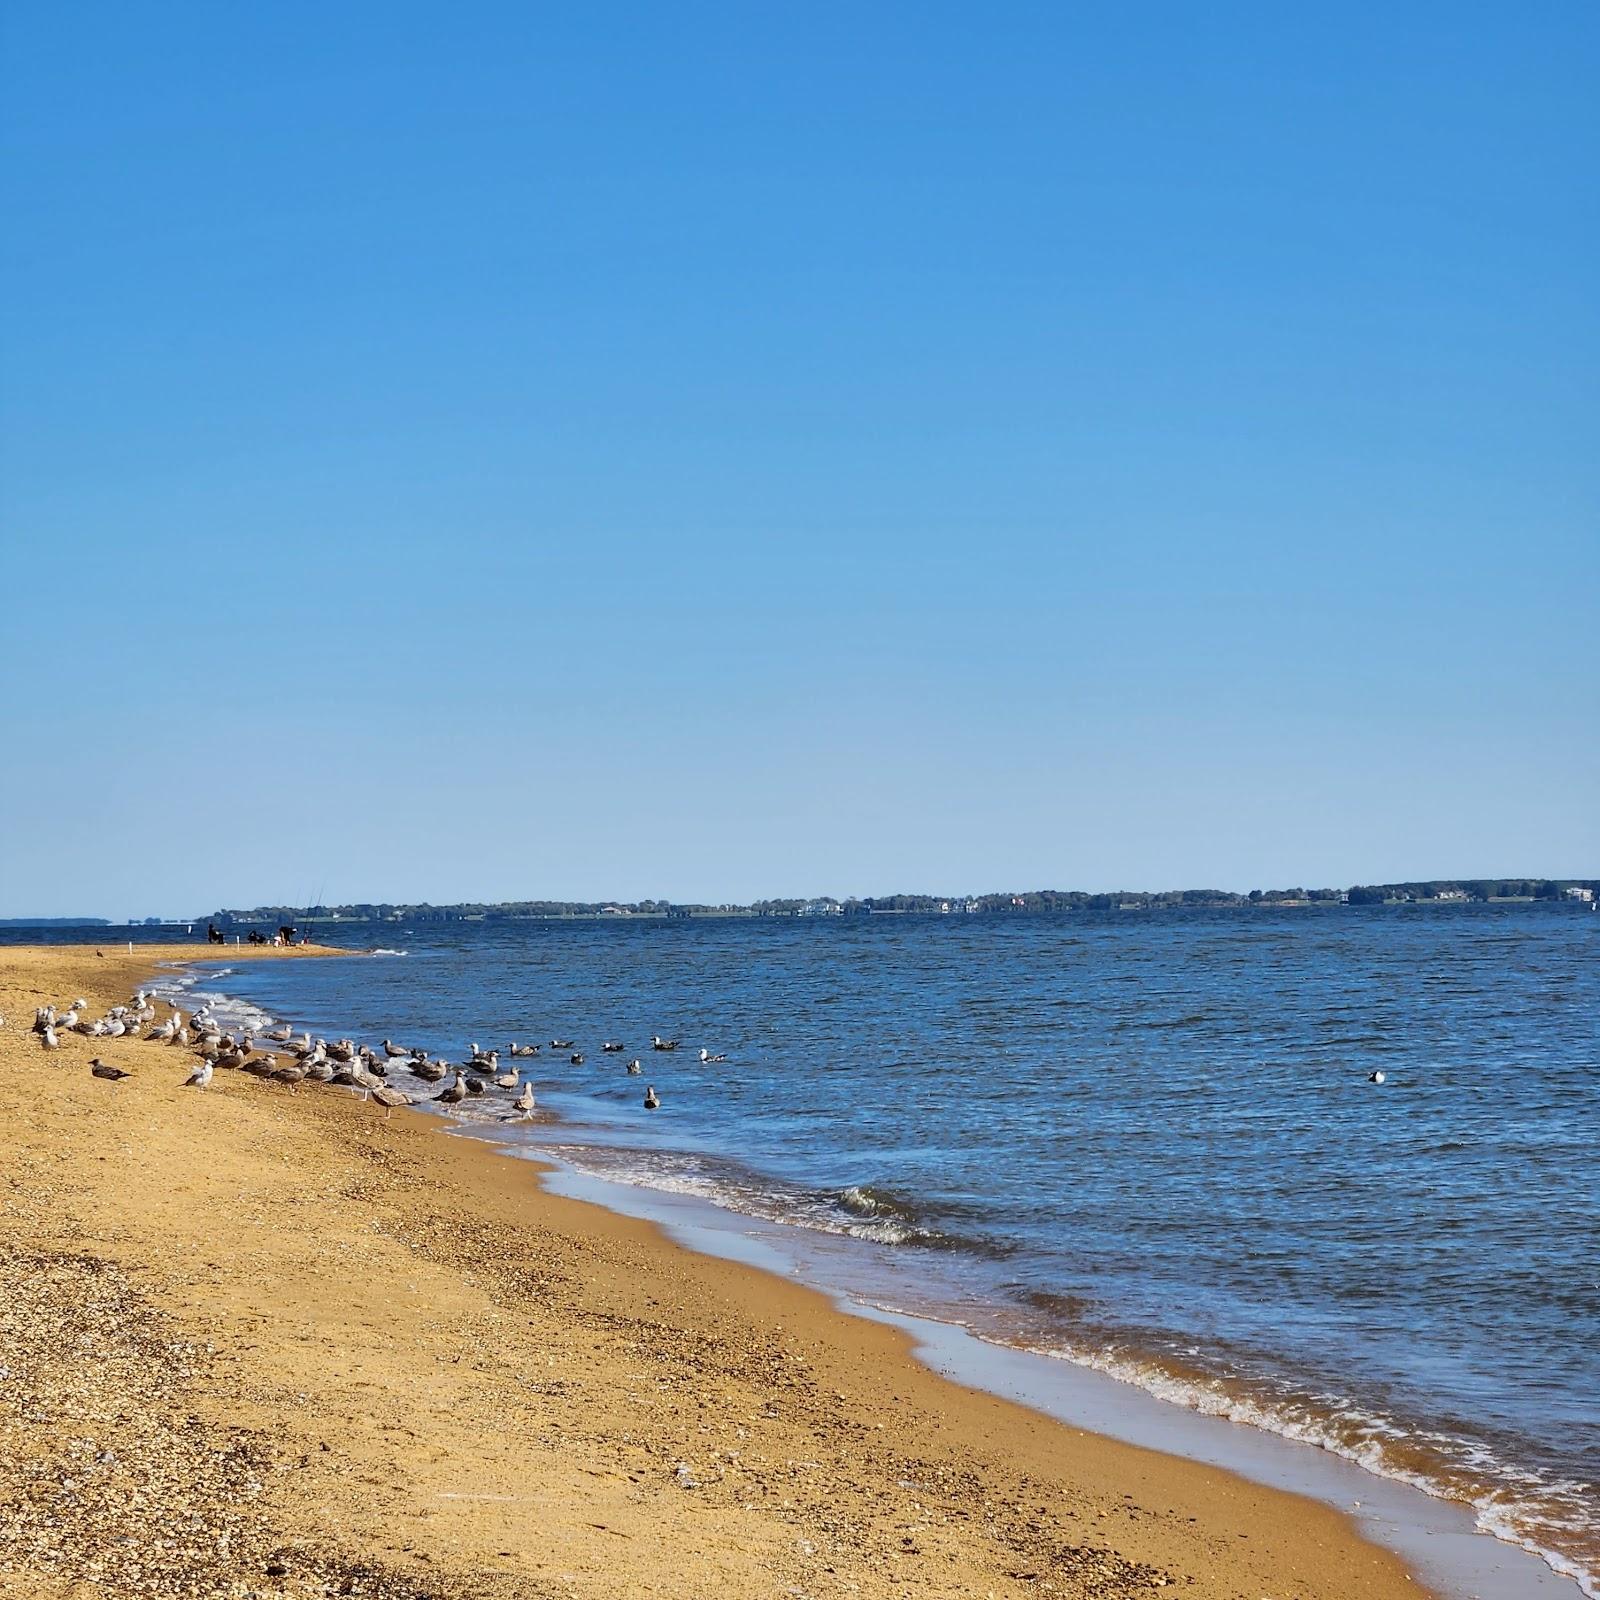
[206,879,1596,925]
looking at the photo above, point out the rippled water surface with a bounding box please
[23,907,1595,1589]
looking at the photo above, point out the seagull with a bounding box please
[381,1038,410,1058]
[569,1052,584,1066]
[264,1025,294,1043]
[493,1064,519,1089]
[643,1085,661,1110]
[512,1081,536,1114]
[509,1042,540,1057]
[651,1035,679,1052]
[699,1048,727,1064]
[550,1038,574,1050]
[626,1058,642,1075]
[90,1059,131,1081]
[435,1069,467,1106]
[41,1025,60,1051]
[601,1041,625,1053]
[184,1059,215,1089]
[1369,1070,1386,1085]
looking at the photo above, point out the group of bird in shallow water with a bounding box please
[24,990,713,1117]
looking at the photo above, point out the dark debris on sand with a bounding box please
[0,1246,560,1600]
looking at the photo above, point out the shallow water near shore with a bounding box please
[35,905,1595,1594]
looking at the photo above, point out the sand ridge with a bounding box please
[0,943,1431,1598]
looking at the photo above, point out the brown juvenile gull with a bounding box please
[644,1085,661,1110]
[90,1058,132,1081]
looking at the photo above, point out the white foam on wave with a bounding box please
[533,1146,930,1247]
[1015,1338,1598,1599]
[368,948,408,957]
[143,969,278,1037]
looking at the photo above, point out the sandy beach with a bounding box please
[0,943,1434,1600]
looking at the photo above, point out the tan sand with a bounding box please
[1,943,1432,1599]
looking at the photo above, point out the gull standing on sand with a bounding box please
[184,1059,214,1089]
[40,1025,61,1051]
[90,1059,132,1081]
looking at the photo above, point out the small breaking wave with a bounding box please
[143,969,278,1037]
[1013,1335,1598,1599]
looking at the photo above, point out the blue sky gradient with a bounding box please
[2,3,1595,916]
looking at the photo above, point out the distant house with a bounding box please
[1565,886,1595,903]
[1433,889,1469,902]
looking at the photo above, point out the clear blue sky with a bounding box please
[2,3,1595,917]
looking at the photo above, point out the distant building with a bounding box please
[1565,886,1595,902]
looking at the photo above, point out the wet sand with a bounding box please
[1,942,1435,1599]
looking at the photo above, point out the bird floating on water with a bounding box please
[601,1041,625,1053]
[550,1038,574,1050]
[643,1085,661,1110]
[699,1048,727,1063]
[626,1058,642,1075]
[651,1036,679,1052]
[1369,1070,1386,1084]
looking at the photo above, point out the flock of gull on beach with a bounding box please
[18,990,724,1116]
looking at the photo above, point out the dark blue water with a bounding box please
[21,907,1595,1589]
